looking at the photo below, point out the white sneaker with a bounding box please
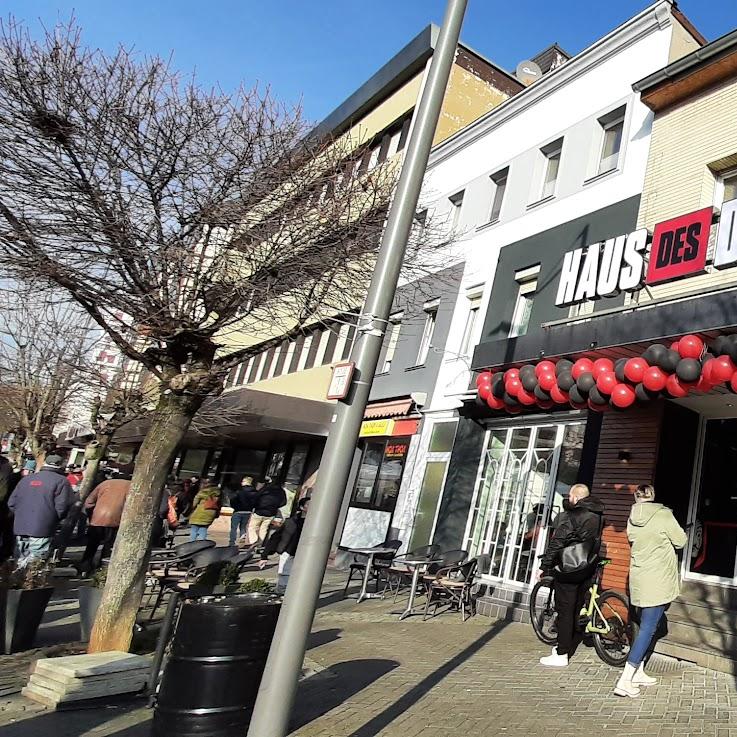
[632,663,657,686]
[539,648,569,667]
[614,663,641,698]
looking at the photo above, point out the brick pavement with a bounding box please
[1,568,736,736]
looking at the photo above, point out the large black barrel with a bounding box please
[151,594,281,737]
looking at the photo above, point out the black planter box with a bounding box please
[78,586,103,642]
[0,587,54,654]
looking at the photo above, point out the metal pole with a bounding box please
[246,2,468,735]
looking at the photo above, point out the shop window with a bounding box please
[381,312,403,374]
[596,106,625,175]
[489,167,508,223]
[350,437,410,512]
[416,300,438,366]
[178,448,209,479]
[285,443,309,487]
[540,138,563,200]
[428,420,457,453]
[509,265,540,338]
[715,169,737,206]
[459,290,482,356]
[448,190,464,232]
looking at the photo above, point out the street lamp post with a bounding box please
[246,2,469,735]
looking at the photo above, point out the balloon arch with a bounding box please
[475,334,737,414]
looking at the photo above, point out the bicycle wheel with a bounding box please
[591,590,634,667]
[529,577,557,645]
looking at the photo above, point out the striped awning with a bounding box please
[363,398,413,420]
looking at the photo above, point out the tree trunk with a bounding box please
[88,390,203,653]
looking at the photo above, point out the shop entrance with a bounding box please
[687,417,737,583]
[464,419,586,587]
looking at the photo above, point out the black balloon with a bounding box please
[658,349,680,373]
[711,336,730,356]
[534,385,551,401]
[588,386,607,405]
[635,383,659,402]
[576,372,596,395]
[557,370,575,391]
[555,359,574,376]
[614,357,627,382]
[521,372,538,392]
[519,364,536,378]
[503,392,519,406]
[475,395,488,408]
[702,352,716,365]
[643,344,667,366]
[726,339,737,364]
[676,358,701,382]
[569,386,585,404]
[491,374,506,398]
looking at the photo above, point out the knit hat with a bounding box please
[43,454,64,469]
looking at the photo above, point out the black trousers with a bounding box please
[80,526,118,572]
[554,578,589,657]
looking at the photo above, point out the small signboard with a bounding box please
[327,361,355,400]
[359,419,395,437]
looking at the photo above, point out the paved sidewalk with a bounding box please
[1,566,736,736]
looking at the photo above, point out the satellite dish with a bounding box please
[516,60,543,86]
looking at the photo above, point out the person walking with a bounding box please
[246,477,287,547]
[229,476,256,546]
[78,474,131,574]
[539,483,605,667]
[7,454,74,564]
[188,481,222,541]
[258,496,310,590]
[614,483,687,698]
[0,455,19,561]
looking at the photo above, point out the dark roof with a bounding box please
[531,43,572,75]
[308,25,520,142]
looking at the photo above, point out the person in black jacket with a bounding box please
[245,478,287,546]
[229,476,257,546]
[538,483,604,668]
[258,496,310,589]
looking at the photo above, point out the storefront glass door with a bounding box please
[465,420,585,587]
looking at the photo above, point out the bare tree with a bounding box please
[0,287,108,467]
[0,19,448,650]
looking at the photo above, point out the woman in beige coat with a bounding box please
[614,484,687,698]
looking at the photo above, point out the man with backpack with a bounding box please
[538,483,605,667]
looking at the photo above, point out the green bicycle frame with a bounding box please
[581,581,611,635]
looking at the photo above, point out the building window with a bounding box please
[381,312,403,373]
[597,106,625,175]
[416,301,438,365]
[413,208,428,242]
[350,437,411,512]
[460,291,482,355]
[716,169,737,205]
[489,168,508,223]
[448,190,464,232]
[509,266,540,338]
[540,139,563,200]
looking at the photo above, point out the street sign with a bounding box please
[326,361,355,400]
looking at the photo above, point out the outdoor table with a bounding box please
[393,557,440,620]
[347,546,396,603]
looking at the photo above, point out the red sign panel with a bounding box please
[392,419,419,436]
[646,207,712,286]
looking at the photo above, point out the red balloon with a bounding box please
[506,404,522,414]
[486,394,505,410]
[572,358,595,380]
[506,368,520,381]
[538,372,557,392]
[611,383,636,408]
[550,385,569,404]
[666,374,689,398]
[592,358,615,380]
[696,375,714,393]
[478,384,491,401]
[670,341,680,352]
[642,366,667,392]
[701,359,716,385]
[537,399,554,410]
[624,357,649,383]
[505,377,522,396]
[596,371,618,395]
[570,399,588,410]
[517,388,537,406]
[535,360,556,378]
[731,372,737,394]
[678,334,704,360]
[712,355,736,383]
[475,371,492,388]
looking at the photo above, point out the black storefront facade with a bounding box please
[431,194,737,673]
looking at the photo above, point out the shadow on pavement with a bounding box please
[344,618,510,737]
[307,628,342,650]
[290,658,399,732]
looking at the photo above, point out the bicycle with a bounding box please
[529,558,635,667]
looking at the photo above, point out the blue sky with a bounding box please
[7,1,737,125]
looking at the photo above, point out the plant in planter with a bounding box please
[78,566,107,642]
[0,559,55,654]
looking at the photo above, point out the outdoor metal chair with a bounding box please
[424,557,479,621]
[343,539,402,597]
[383,544,441,601]
[421,549,468,585]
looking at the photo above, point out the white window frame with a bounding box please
[448,190,464,232]
[460,289,483,356]
[715,167,737,207]
[489,168,509,223]
[416,300,438,366]
[596,106,626,176]
[381,312,404,374]
[509,265,540,338]
[540,139,563,200]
